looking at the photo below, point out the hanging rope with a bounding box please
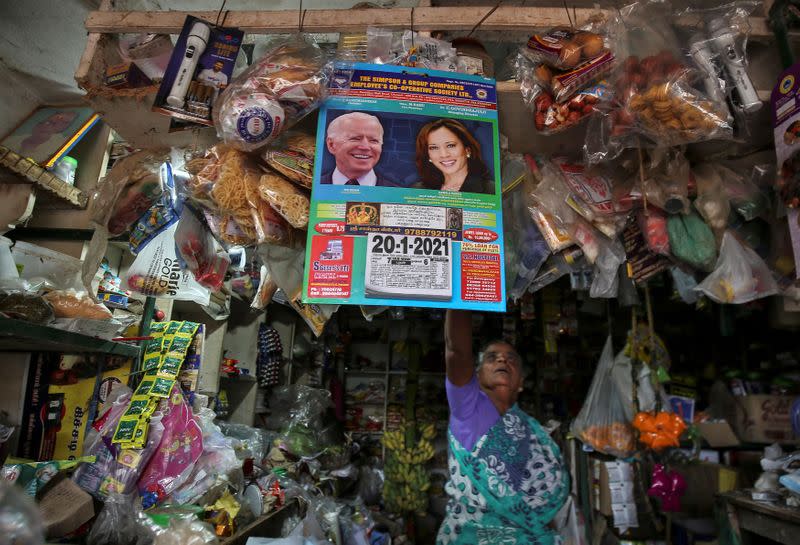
[215,0,228,27]
[298,0,308,33]
[468,1,502,37]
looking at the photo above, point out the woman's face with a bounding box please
[477,342,522,402]
[426,127,469,177]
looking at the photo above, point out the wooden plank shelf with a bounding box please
[84,7,772,39]
[220,499,301,545]
[0,146,86,209]
[0,318,141,357]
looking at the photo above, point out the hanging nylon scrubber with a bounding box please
[257,324,283,387]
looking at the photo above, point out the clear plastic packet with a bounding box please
[571,337,636,457]
[0,480,45,545]
[529,247,585,293]
[666,211,717,272]
[529,205,573,252]
[137,387,204,504]
[0,290,54,323]
[679,2,762,115]
[214,37,329,151]
[366,27,457,71]
[637,148,691,215]
[504,170,551,300]
[175,207,230,291]
[584,0,733,165]
[43,290,113,320]
[86,493,155,545]
[717,164,769,221]
[251,265,277,310]
[258,172,310,229]
[695,231,779,304]
[90,149,170,237]
[590,237,626,299]
[637,208,671,256]
[549,157,633,237]
[12,240,83,291]
[261,132,315,189]
[125,222,212,303]
[671,267,699,304]
[693,163,731,232]
[520,16,614,71]
[518,72,609,134]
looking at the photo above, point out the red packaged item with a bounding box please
[531,83,609,134]
[638,208,670,256]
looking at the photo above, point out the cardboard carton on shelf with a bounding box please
[700,384,797,447]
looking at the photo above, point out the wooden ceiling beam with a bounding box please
[85,7,771,39]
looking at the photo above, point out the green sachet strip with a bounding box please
[149,377,175,398]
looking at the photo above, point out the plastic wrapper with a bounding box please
[82,149,170,296]
[214,37,329,151]
[171,409,241,506]
[520,18,614,72]
[638,208,671,256]
[2,456,93,497]
[529,205,573,252]
[152,518,219,545]
[0,480,44,545]
[549,158,633,237]
[272,385,333,458]
[194,146,293,247]
[622,218,670,283]
[717,164,769,221]
[128,161,182,256]
[251,264,278,310]
[86,494,155,545]
[138,388,203,505]
[504,159,551,300]
[638,148,691,215]
[680,2,762,115]
[671,267,699,304]
[695,231,779,304]
[258,172,310,229]
[12,240,82,291]
[261,132,315,189]
[217,421,270,464]
[693,163,731,232]
[175,208,230,291]
[589,237,625,299]
[667,211,717,272]
[366,27,457,71]
[517,16,618,104]
[584,0,732,164]
[43,289,113,320]
[571,337,636,457]
[124,222,212,304]
[0,291,53,323]
[74,392,164,499]
[529,248,585,293]
[520,80,608,134]
[553,495,588,545]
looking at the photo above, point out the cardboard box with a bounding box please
[731,395,795,444]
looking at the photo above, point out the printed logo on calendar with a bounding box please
[307,236,354,299]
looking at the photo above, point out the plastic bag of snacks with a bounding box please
[518,15,619,103]
[214,37,329,151]
[585,0,733,164]
[261,132,315,189]
[695,231,779,304]
[571,337,636,457]
[194,146,293,246]
[366,27,458,71]
[258,172,310,229]
[43,289,113,320]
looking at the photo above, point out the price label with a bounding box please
[364,233,452,300]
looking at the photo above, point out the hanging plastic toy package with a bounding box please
[214,37,330,152]
[82,149,170,296]
[695,231,779,304]
[175,207,230,291]
[584,0,733,166]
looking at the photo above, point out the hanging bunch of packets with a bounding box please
[112,321,200,448]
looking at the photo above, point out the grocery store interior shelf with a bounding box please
[0,318,141,357]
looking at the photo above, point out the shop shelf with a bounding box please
[0,318,141,357]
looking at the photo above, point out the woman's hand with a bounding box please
[445,309,474,386]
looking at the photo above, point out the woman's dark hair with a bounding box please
[415,119,490,190]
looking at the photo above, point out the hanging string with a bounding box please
[468,1,502,37]
[563,1,574,27]
[215,0,228,27]
[298,0,308,33]
[410,7,415,48]
[638,144,649,216]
